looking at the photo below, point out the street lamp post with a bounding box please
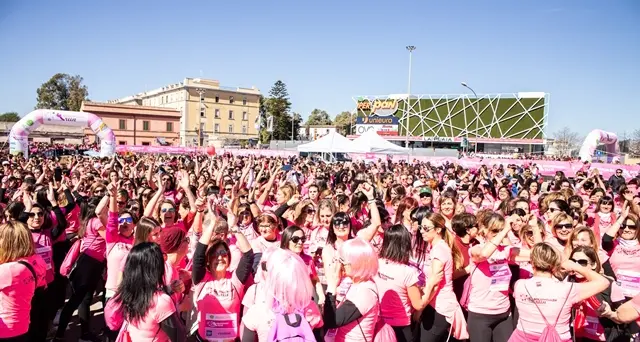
[461,82,479,153]
[405,46,416,149]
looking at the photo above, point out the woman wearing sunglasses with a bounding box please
[465,214,531,342]
[547,213,575,253]
[602,205,640,300]
[566,246,621,342]
[191,215,253,341]
[586,196,616,240]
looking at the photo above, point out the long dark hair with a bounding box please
[411,206,432,260]
[379,224,412,265]
[113,242,166,323]
[280,225,304,250]
[327,212,352,247]
[79,197,101,238]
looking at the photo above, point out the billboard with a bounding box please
[353,93,548,140]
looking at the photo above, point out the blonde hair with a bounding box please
[551,213,573,237]
[565,225,600,256]
[481,213,506,237]
[0,221,36,264]
[541,192,564,214]
[427,213,464,270]
[293,200,314,226]
[530,242,561,273]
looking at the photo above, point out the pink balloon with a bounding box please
[206,146,216,156]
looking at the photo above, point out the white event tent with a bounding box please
[351,130,409,154]
[297,131,358,153]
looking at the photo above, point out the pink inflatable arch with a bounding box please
[578,129,619,163]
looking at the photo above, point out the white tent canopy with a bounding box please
[297,131,357,153]
[351,130,409,154]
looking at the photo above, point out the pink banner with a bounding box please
[348,153,640,178]
[116,145,203,154]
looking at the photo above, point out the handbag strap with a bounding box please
[17,260,38,289]
[523,281,573,326]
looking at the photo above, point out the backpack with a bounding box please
[521,282,573,342]
[267,311,316,342]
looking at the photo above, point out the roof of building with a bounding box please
[81,101,181,117]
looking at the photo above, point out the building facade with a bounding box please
[0,122,84,144]
[298,125,338,140]
[81,102,181,146]
[107,78,261,146]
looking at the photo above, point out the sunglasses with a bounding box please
[525,231,534,237]
[418,225,435,233]
[161,207,175,213]
[489,229,502,234]
[305,208,316,214]
[333,220,350,228]
[224,188,232,192]
[290,236,307,244]
[95,189,105,193]
[621,223,638,230]
[239,195,248,199]
[28,212,45,218]
[555,223,573,230]
[214,249,229,257]
[419,193,432,198]
[118,217,133,224]
[548,208,558,213]
[570,258,590,267]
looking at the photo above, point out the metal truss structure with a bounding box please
[353,93,549,140]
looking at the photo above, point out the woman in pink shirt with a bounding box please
[323,237,381,342]
[0,221,48,342]
[467,214,531,342]
[250,212,281,253]
[416,212,468,341]
[546,213,574,253]
[375,224,432,342]
[54,197,107,342]
[112,242,184,342]
[509,243,608,342]
[280,226,320,294]
[242,249,323,342]
[601,207,640,299]
[191,215,254,341]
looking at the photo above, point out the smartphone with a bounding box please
[54,167,62,182]
[282,165,292,172]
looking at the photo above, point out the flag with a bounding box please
[266,116,274,132]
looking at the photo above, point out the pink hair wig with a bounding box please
[265,249,314,314]
[339,237,379,281]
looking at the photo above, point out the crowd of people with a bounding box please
[1,151,640,342]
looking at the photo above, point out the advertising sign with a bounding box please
[423,137,455,143]
[356,116,399,125]
[355,124,399,136]
[356,99,399,117]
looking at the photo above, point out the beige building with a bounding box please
[107,78,261,146]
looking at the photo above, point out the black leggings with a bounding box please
[393,325,414,342]
[467,310,513,342]
[49,239,71,320]
[418,305,452,342]
[55,253,105,338]
[27,287,49,342]
[0,334,28,342]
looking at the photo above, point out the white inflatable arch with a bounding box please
[9,109,116,159]
[578,129,619,163]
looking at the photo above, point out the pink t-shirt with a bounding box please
[608,239,640,298]
[309,226,329,254]
[250,235,281,254]
[335,280,379,342]
[24,254,49,288]
[31,229,54,283]
[467,244,513,315]
[125,292,176,342]
[80,217,107,262]
[374,258,420,326]
[0,257,46,338]
[630,293,640,326]
[428,240,459,318]
[105,211,134,292]
[242,301,323,342]
[194,271,245,340]
[514,277,581,341]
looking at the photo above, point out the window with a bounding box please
[142,121,150,131]
[214,123,220,133]
[229,96,234,104]
[166,122,173,132]
[215,95,219,103]
[242,111,248,121]
[200,92,205,102]
[242,126,247,134]
[228,110,234,120]
[118,141,126,145]
[165,95,168,103]
[228,124,233,133]
[142,142,150,146]
[242,97,247,105]
[215,109,220,118]
[119,119,126,130]
[200,107,205,118]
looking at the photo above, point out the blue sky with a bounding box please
[0,0,638,137]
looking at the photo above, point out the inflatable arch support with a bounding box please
[9,109,116,159]
[578,129,619,163]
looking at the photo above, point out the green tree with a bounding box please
[36,73,89,111]
[263,80,293,141]
[305,109,333,126]
[0,112,20,122]
[334,111,355,135]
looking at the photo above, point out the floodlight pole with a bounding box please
[461,82,479,153]
[406,46,416,149]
